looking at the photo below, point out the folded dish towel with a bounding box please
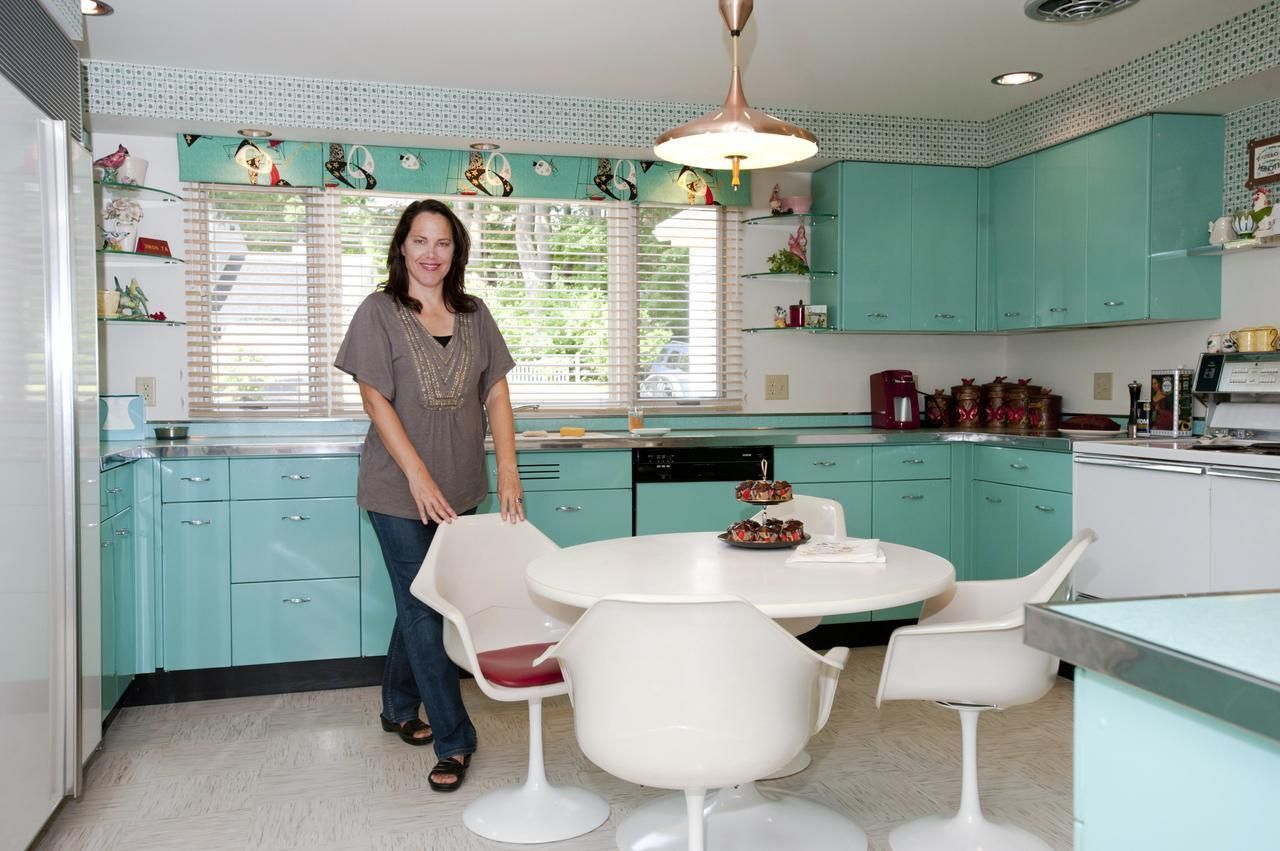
[786,537,885,566]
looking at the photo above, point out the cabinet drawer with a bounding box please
[230,498,359,582]
[872,444,951,480]
[775,446,872,483]
[232,578,360,666]
[488,450,631,492]
[230,456,358,500]
[973,445,1072,492]
[101,462,134,519]
[161,458,230,502]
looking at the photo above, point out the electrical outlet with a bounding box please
[764,374,789,401]
[136,376,157,407]
[1092,372,1113,401]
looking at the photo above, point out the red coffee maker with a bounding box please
[870,370,921,429]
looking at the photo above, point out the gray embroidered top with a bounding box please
[335,291,514,519]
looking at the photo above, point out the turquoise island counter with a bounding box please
[1026,592,1280,851]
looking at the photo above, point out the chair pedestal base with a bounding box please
[888,813,1051,851]
[616,781,866,851]
[464,783,609,844]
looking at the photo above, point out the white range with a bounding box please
[1073,352,1280,599]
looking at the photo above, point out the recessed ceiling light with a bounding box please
[81,0,114,15]
[991,71,1044,86]
[237,128,272,138]
[469,142,500,151]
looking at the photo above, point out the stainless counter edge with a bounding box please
[100,428,1083,469]
[1025,603,1280,744]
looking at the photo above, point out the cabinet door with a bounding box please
[1208,472,1280,592]
[1017,488,1072,576]
[1086,118,1150,324]
[990,157,1037,330]
[791,481,873,539]
[232,578,360,666]
[635,482,754,535]
[1034,137,1088,327]
[872,479,951,620]
[839,163,912,330]
[911,166,978,331]
[523,488,632,548]
[359,509,394,658]
[99,517,117,717]
[112,508,137,688]
[230,497,358,582]
[971,481,1019,581]
[162,502,231,670]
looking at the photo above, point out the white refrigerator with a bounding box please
[0,72,99,850]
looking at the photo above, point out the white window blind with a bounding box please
[187,185,742,417]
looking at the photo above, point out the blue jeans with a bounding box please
[367,510,478,761]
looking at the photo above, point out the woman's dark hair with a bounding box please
[384,199,476,314]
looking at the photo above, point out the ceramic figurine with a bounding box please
[787,222,808,265]
[1232,208,1257,238]
[93,144,129,181]
[114,277,150,319]
[1252,187,1275,238]
[769,184,783,215]
[773,305,787,328]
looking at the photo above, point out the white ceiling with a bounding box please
[81,0,1267,122]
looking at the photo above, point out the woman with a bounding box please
[335,198,524,793]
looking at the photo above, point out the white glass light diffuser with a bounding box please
[654,0,817,186]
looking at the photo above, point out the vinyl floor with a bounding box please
[33,645,1073,850]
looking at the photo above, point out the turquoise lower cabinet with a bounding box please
[99,517,118,717]
[872,479,951,620]
[971,480,1020,581]
[1017,488,1071,574]
[100,464,139,716]
[635,481,754,535]
[787,481,873,538]
[232,578,360,666]
[521,488,631,547]
[359,509,395,657]
[161,501,231,670]
[229,497,358,582]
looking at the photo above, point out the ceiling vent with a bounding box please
[1025,0,1139,22]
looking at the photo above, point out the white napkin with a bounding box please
[786,537,885,566]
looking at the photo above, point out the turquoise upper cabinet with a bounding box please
[811,162,977,331]
[989,156,1036,330]
[911,166,978,331]
[1034,136,1088,328]
[1086,118,1151,323]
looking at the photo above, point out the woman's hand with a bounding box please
[407,466,458,525]
[497,466,525,523]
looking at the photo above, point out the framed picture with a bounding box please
[1246,133,1280,188]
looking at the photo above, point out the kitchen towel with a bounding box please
[786,537,885,566]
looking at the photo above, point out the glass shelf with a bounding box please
[1152,239,1279,259]
[743,270,835,280]
[96,249,185,265]
[98,317,186,327]
[743,212,836,227]
[94,181,183,205]
[742,326,843,334]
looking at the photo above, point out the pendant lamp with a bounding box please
[654,0,818,188]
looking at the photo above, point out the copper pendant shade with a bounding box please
[654,0,818,187]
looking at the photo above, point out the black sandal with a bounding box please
[379,714,433,746]
[428,753,473,792]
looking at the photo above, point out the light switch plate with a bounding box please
[1093,372,1113,401]
[764,374,789,401]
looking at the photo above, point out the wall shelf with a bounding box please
[1152,238,1279,260]
[98,318,187,327]
[742,326,841,334]
[94,181,183,206]
[97,249,185,266]
[742,270,835,280]
[743,212,835,227]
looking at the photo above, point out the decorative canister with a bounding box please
[1026,390,1063,433]
[923,389,956,427]
[952,380,982,428]
[1003,379,1042,431]
[982,377,1014,429]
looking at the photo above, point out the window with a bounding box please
[186,185,742,417]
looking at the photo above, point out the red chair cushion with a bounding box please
[476,642,564,688]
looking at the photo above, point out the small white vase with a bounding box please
[116,156,149,186]
[101,220,139,252]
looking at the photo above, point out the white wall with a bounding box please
[1005,249,1280,417]
[94,132,188,419]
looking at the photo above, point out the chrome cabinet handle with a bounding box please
[555,506,583,512]
[1049,307,1068,313]
[901,494,924,501]
[985,496,1003,503]
[101,540,112,549]
[115,528,131,537]
[866,312,888,318]
[281,474,311,480]
[813,460,837,467]
[1034,504,1055,512]
[1003,311,1021,317]
[1009,463,1028,470]
[282,597,312,605]
[282,514,310,521]
[180,476,210,482]
[1102,300,1124,307]
[107,487,124,494]
[180,519,211,526]
[902,458,924,465]
[934,313,956,319]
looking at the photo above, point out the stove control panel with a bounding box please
[1196,352,1280,394]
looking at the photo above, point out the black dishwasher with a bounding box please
[633,446,772,535]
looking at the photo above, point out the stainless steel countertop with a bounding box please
[100,427,1106,468]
